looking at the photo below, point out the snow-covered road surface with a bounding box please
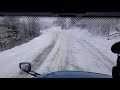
[0,27,117,78]
[36,31,114,76]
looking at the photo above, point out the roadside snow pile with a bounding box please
[0,31,56,78]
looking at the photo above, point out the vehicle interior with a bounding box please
[0,0,120,78]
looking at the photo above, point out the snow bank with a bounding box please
[0,31,56,78]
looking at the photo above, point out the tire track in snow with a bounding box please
[64,34,85,71]
[82,39,115,65]
[65,32,114,75]
[76,38,114,74]
[36,32,67,74]
[48,35,66,71]
[12,33,58,78]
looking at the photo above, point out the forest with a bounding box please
[0,16,120,52]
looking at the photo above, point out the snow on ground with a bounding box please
[36,27,119,76]
[65,28,120,75]
[0,26,119,78]
[0,31,57,78]
[68,27,119,63]
[35,31,67,74]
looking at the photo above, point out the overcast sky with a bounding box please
[40,17,56,23]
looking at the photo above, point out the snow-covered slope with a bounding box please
[0,31,57,78]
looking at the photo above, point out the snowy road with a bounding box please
[35,31,114,77]
[0,27,115,78]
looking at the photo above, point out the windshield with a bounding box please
[0,15,119,78]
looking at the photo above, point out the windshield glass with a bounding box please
[0,15,119,78]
